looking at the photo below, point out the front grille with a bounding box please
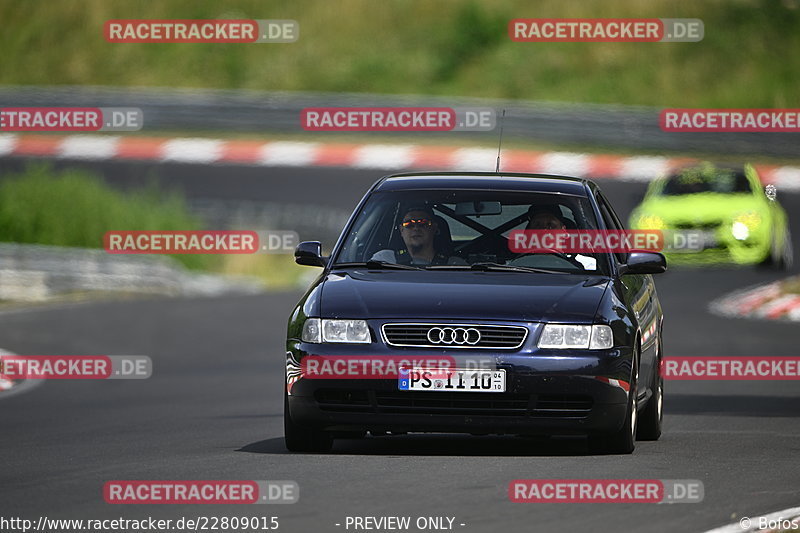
[673,221,722,230]
[382,323,528,349]
[375,391,530,417]
[315,389,370,411]
[315,389,592,419]
[532,395,593,418]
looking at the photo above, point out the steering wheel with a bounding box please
[511,249,587,269]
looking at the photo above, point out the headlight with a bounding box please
[302,318,370,344]
[301,318,321,343]
[731,212,761,240]
[731,221,749,241]
[538,324,614,349]
[637,214,666,230]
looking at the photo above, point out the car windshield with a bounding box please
[660,168,751,196]
[333,189,610,274]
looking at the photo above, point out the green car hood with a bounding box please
[633,193,766,224]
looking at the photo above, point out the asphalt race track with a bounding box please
[1,161,799,532]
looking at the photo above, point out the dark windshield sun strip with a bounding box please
[333,261,423,270]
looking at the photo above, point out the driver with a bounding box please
[371,206,464,266]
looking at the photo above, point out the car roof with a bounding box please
[373,172,593,197]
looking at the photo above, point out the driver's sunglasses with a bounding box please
[400,218,433,229]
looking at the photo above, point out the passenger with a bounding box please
[524,206,597,270]
[527,209,568,231]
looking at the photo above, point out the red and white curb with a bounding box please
[704,505,800,532]
[0,349,45,398]
[1,133,800,189]
[0,349,18,392]
[710,278,800,322]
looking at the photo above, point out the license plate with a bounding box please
[398,368,506,392]
[700,230,718,249]
[668,230,717,253]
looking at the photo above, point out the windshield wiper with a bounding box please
[333,261,423,271]
[427,262,567,274]
[475,262,570,274]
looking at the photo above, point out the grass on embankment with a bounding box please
[0,0,797,108]
[0,165,304,287]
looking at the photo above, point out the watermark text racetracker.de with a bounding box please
[507,229,708,254]
[104,480,298,504]
[662,356,800,380]
[509,18,703,42]
[103,230,298,254]
[0,356,151,380]
[0,107,142,132]
[301,107,495,132]
[509,480,704,503]
[661,109,800,132]
[298,355,498,379]
[105,19,298,43]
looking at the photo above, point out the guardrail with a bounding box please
[188,198,349,251]
[0,243,263,302]
[0,86,797,157]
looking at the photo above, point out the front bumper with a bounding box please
[664,240,769,265]
[657,226,770,266]
[286,343,634,436]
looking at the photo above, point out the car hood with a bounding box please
[635,193,764,223]
[318,269,610,322]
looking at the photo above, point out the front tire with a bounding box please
[761,228,793,271]
[589,350,638,455]
[284,392,333,453]
[637,338,663,441]
[779,229,794,271]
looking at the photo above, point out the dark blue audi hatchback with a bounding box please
[285,172,666,454]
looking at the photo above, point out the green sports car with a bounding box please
[629,162,793,268]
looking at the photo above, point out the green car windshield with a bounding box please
[660,168,752,196]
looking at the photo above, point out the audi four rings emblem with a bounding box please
[427,327,481,345]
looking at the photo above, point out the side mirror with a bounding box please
[621,252,666,275]
[765,184,777,202]
[295,241,326,267]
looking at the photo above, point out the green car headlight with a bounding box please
[637,214,666,230]
[731,212,762,241]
